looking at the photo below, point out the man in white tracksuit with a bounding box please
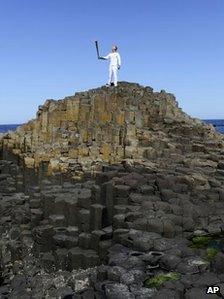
[102,45,121,87]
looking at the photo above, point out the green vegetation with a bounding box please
[189,233,223,263]
[205,247,219,262]
[144,272,181,289]
[190,235,213,249]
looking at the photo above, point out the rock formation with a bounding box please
[0,82,224,298]
[2,82,223,178]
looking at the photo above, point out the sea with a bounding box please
[0,120,224,134]
[0,124,21,133]
[203,120,224,134]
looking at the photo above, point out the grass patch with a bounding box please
[190,235,213,249]
[204,247,219,262]
[189,233,222,263]
[144,272,181,288]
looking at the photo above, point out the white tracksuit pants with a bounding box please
[108,65,118,86]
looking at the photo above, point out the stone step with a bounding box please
[30,208,43,226]
[53,226,79,237]
[41,247,100,271]
[68,247,100,270]
[53,234,78,248]
[49,214,65,226]
[42,246,101,271]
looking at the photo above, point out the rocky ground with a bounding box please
[1,82,224,298]
[0,156,224,299]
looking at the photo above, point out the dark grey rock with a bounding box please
[107,266,126,282]
[185,287,220,299]
[212,252,224,273]
[90,204,105,230]
[78,233,91,249]
[41,252,55,271]
[160,254,181,270]
[177,257,208,274]
[192,272,220,287]
[115,185,131,198]
[131,286,156,299]
[147,219,163,234]
[78,188,92,209]
[121,269,145,287]
[105,283,135,299]
[151,289,180,299]
[55,248,69,270]
[78,209,90,233]
[97,265,110,281]
[68,247,83,270]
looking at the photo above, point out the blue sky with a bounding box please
[0,0,224,124]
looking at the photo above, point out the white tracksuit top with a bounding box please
[103,52,121,68]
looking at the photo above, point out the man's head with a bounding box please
[112,45,118,52]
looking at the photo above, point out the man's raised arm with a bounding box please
[99,54,110,60]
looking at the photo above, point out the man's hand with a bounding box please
[99,56,106,60]
[118,65,121,70]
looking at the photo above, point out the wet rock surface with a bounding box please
[0,82,224,298]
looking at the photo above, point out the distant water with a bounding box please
[0,124,20,133]
[0,120,223,134]
[203,119,224,134]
